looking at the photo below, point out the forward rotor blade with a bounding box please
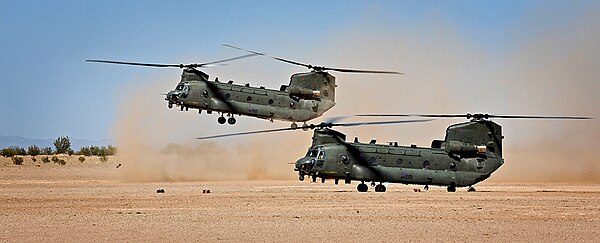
[86,54,256,69]
[196,119,432,140]
[486,115,593,119]
[196,127,300,140]
[223,44,402,74]
[332,119,434,127]
[356,114,466,118]
[85,60,181,68]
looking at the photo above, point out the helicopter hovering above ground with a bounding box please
[87,45,401,128]
[197,113,592,192]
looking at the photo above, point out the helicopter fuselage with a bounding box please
[166,69,336,125]
[294,120,505,192]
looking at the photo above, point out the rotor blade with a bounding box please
[85,59,181,68]
[356,113,593,120]
[196,53,258,67]
[196,119,432,140]
[324,67,404,74]
[356,114,466,118]
[196,126,301,140]
[223,44,402,74]
[332,119,434,127]
[223,44,311,69]
[486,115,593,119]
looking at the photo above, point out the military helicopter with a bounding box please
[197,113,592,192]
[87,45,401,128]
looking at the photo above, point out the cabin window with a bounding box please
[423,160,431,169]
[290,102,296,108]
[268,99,274,105]
[225,93,231,99]
[341,155,349,165]
[247,96,253,102]
[202,90,209,98]
[396,158,403,167]
[307,150,318,157]
[369,157,377,165]
[449,162,457,170]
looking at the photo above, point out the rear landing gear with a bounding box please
[227,117,236,125]
[375,184,386,192]
[298,173,305,181]
[217,116,226,124]
[357,183,368,192]
[291,122,298,129]
[467,186,476,192]
[424,185,429,191]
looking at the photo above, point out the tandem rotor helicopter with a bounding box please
[197,113,592,192]
[87,45,401,128]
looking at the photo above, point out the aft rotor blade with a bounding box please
[223,44,402,74]
[356,113,593,120]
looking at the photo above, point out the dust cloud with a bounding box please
[113,4,599,183]
[113,76,308,182]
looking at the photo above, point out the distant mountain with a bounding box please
[0,135,113,150]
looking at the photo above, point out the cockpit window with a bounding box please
[317,151,325,160]
[307,150,318,157]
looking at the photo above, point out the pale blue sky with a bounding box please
[0,0,594,140]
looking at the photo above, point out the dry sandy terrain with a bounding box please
[1,156,599,242]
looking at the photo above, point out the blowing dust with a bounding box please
[113,77,308,182]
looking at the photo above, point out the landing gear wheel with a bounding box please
[424,185,429,191]
[357,183,368,192]
[217,116,226,124]
[321,178,325,183]
[467,186,476,192]
[291,122,298,129]
[298,174,305,181]
[447,184,456,192]
[312,176,317,183]
[180,105,184,111]
[375,184,387,192]
[227,117,236,125]
[168,103,173,109]
[302,123,309,131]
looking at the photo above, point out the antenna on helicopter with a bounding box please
[223,44,404,74]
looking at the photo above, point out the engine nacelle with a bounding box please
[287,85,321,99]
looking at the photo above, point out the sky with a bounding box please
[0,0,547,140]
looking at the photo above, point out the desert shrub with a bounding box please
[99,155,108,163]
[27,145,41,157]
[51,156,59,163]
[12,156,24,165]
[1,147,15,157]
[57,159,66,165]
[32,157,37,162]
[77,146,92,156]
[54,136,71,154]
[41,147,53,155]
[41,156,50,163]
[78,156,86,163]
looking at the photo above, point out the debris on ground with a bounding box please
[156,188,165,193]
[202,189,211,194]
[116,163,121,168]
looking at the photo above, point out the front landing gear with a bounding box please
[447,183,456,192]
[227,117,236,125]
[467,186,476,192]
[217,116,226,124]
[374,184,386,192]
[357,182,368,192]
[291,122,298,129]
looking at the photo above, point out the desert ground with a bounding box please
[1,156,599,242]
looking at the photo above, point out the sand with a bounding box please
[1,156,599,242]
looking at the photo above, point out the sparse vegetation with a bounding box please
[51,156,59,163]
[1,146,26,157]
[99,155,108,163]
[53,136,71,154]
[12,156,24,165]
[42,147,53,155]
[57,159,66,165]
[78,156,86,163]
[41,156,50,163]
[28,145,41,162]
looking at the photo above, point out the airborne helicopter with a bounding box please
[87,45,401,128]
[197,113,592,192]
